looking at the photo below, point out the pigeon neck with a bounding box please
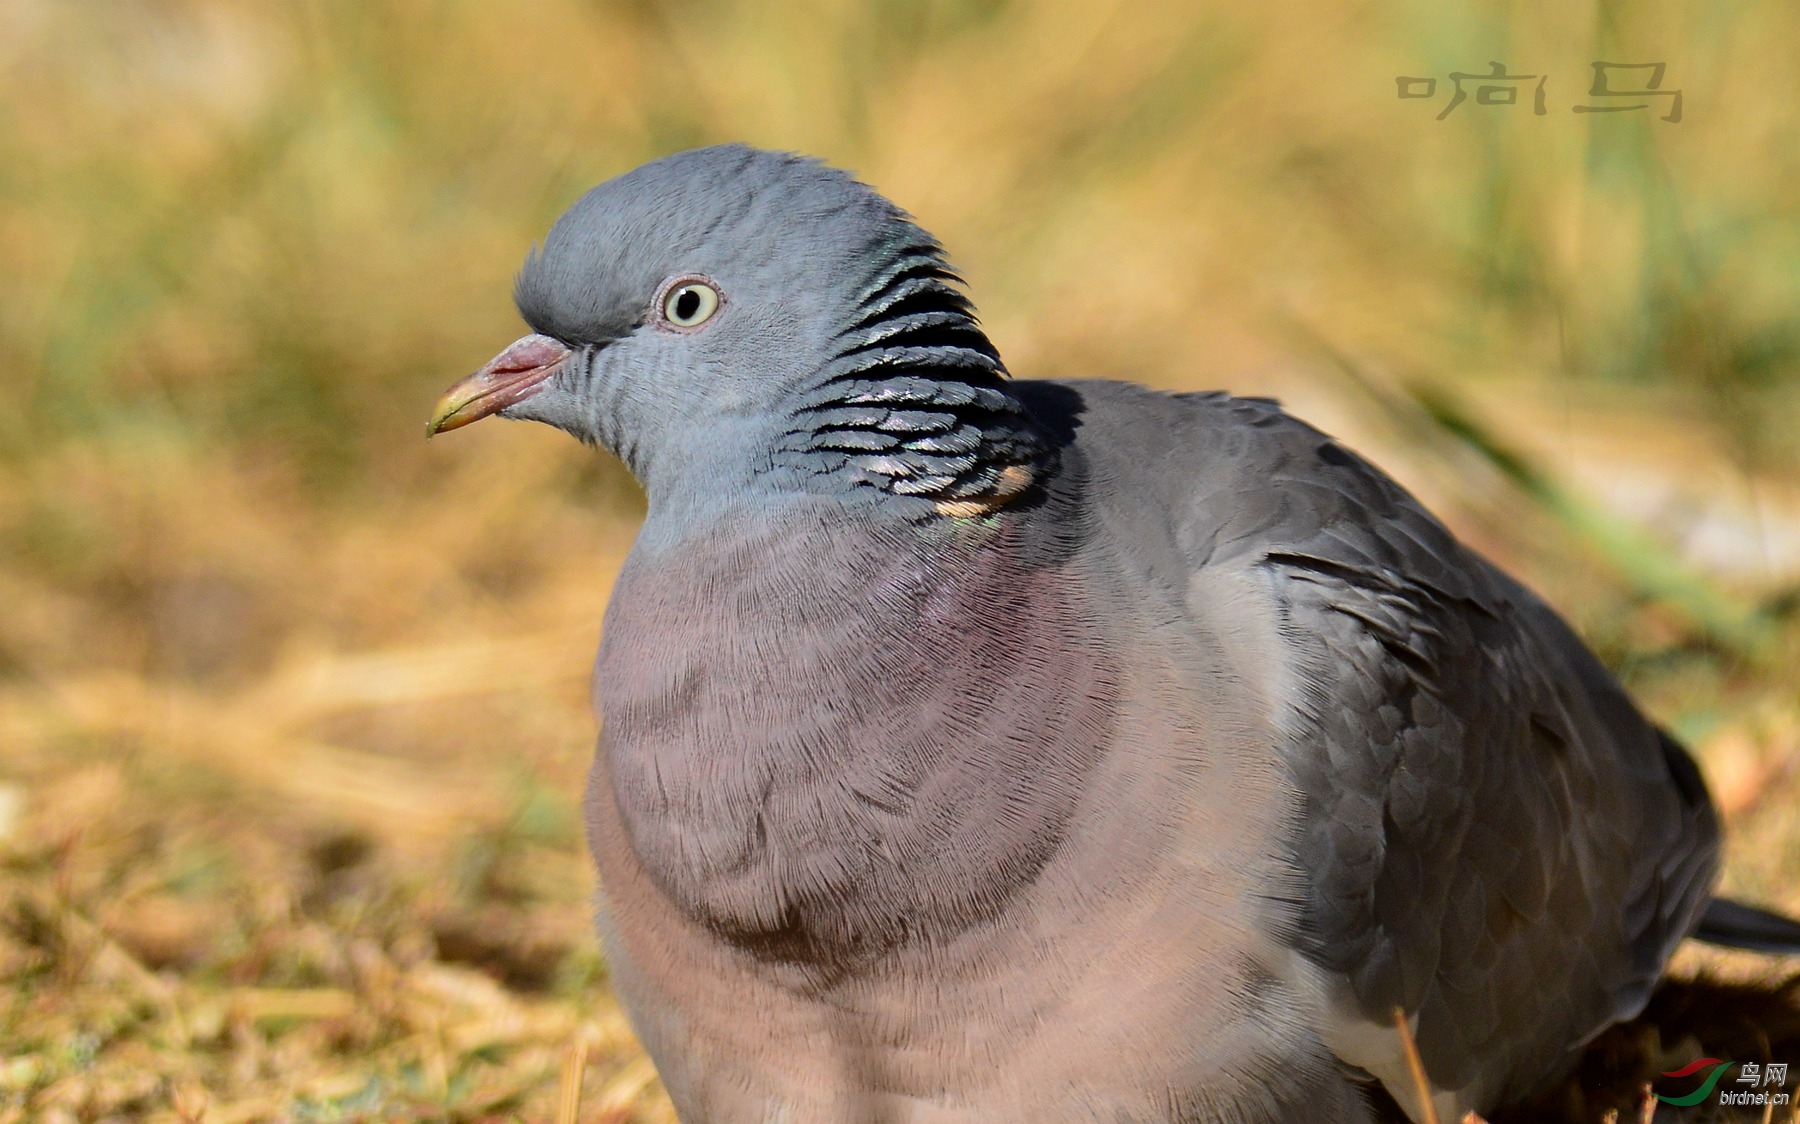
[776,370,1047,519]
[770,233,1045,517]
[626,386,1048,548]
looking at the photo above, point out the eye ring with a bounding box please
[655,276,723,331]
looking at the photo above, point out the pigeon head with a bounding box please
[429,144,1043,521]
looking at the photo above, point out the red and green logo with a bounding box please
[1657,1058,1732,1106]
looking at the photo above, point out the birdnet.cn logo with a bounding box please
[1657,1059,1790,1107]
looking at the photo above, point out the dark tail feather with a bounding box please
[1695,897,1800,955]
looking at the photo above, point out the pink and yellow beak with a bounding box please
[427,333,572,436]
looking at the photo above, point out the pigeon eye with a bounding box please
[659,279,722,329]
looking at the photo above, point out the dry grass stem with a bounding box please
[1394,1007,1441,1124]
[558,1031,591,1124]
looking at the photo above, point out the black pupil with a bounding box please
[673,288,701,321]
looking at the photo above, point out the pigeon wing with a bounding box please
[1212,396,1720,1107]
[1052,382,1720,1111]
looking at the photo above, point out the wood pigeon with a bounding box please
[428,145,1800,1123]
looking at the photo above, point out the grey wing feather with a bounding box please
[1180,392,1720,1104]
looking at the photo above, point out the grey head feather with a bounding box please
[501,144,1042,523]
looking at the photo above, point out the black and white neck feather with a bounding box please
[780,229,1044,517]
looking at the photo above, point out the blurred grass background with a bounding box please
[1,1,1798,1120]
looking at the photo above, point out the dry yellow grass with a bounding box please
[2,1,1798,1121]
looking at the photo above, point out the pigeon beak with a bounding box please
[427,333,572,436]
